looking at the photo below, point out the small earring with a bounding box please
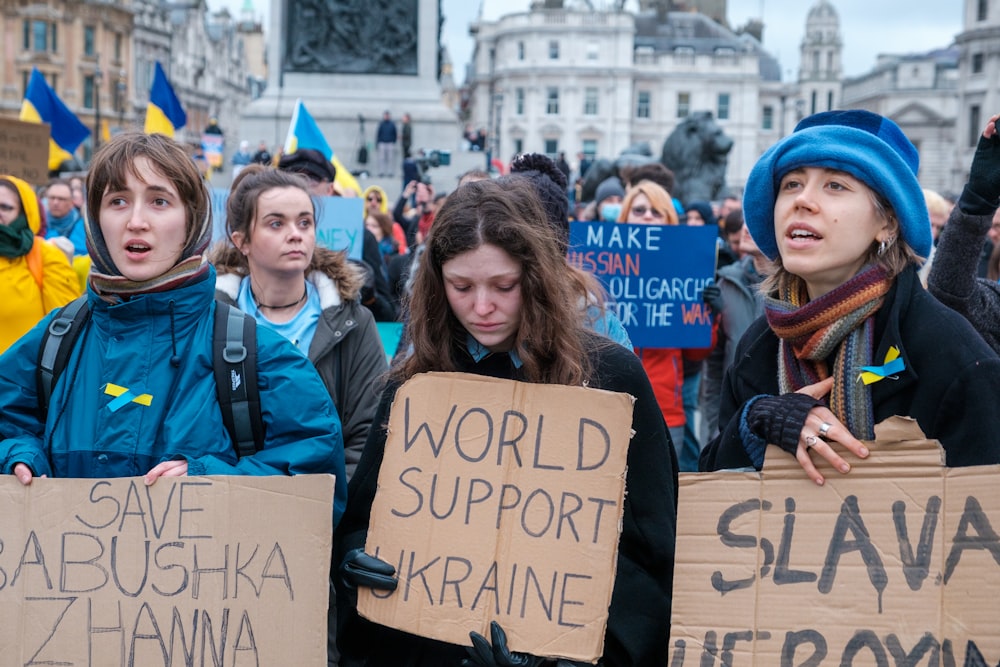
[877,235,896,257]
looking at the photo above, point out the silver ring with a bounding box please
[818,422,832,438]
[805,435,818,448]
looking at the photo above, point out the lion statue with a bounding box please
[578,113,733,207]
[660,111,733,206]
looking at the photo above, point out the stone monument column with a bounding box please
[241,0,458,184]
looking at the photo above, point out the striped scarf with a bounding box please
[86,202,212,301]
[764,265,892,439]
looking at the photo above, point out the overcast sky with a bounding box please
[212,0,964,83]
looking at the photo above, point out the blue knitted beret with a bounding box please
[743,110,931,260]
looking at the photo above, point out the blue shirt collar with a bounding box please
[466,334,522,368]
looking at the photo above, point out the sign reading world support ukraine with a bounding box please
[210,190,363,261]
[568,222,719,348]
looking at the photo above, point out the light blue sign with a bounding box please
[209,189,363,261]
[568,222,718,348]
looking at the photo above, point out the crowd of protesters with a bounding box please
[3,107,1000,666]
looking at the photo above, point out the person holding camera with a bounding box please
[393,180,434,249]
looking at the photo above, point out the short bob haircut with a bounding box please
[86,132,209,256]
[397,178,593,386]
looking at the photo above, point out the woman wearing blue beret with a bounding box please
[700,110,1000,483]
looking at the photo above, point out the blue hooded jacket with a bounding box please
[0,266,348,524]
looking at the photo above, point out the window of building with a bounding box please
[546,87,559,115]
[677,92,690,118]
[549,40,559,60]
[24,19,57,53]
[513,138,524,155]
[544,139,558,157]
[762,105,774,130]
[978,0,988,21]
[673,46,694,65]
[810,90,818,115]
[970,105,982,147]
[584,87,598,115]
[84,25,95,56]
[827,90,834,111]
[582,139,597,160]
[21,71,30,98]
[517,41,525,61]
[83,75,96,109]
[515,87,525,115]
[586,41,599,61]
[115,33,123,62]
[973,53,984,74]
[717,93,730,120]
[636,91,651,119]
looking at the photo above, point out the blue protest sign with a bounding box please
[568,222,718,348]
[207,190,363,261]
[315,197,364,260]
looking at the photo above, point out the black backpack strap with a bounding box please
[213,302,265,458]
[37,295,90,415]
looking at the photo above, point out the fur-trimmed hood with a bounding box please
[214,249,366,309]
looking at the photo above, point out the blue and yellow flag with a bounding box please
[19,68,91,172]
[144,61,186,138]
[283,99,362,196]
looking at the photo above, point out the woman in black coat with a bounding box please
[701,110,1000,482]
[335,178,676,667]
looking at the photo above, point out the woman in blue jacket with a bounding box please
[0,132,348,523]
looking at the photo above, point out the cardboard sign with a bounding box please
[568,222,718,348]
[359,372,635,662]
[0,474,334,666]
[669,417,1000,664]
[0,117,50,184]
[209,192,363,261]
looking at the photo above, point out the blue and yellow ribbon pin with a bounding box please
[103,383,153,412]
[859,346,905,385]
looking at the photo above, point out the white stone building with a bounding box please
[132,0,258,154]
[469,2,787,195]
[466,0,986,199]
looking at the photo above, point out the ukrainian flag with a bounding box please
[283,99,362,196]
[144,61,186,138]
[19,68,91,172]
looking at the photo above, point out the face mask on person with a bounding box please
[600,203,622,223]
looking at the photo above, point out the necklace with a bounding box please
[252,285,307,310]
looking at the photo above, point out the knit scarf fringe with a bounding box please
[764,265,891,439]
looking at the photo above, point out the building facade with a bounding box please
[468,0,985,199]
[955,0,1000,191]
[0,0,134,166]
[0,0,262,171]
[468,4,783,194]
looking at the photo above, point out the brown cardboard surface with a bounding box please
[0,117,49,184]
[669,416,1000,664]
[359,371,635,662]
[0,474,334,666]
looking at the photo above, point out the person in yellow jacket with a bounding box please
[0,175,80,353]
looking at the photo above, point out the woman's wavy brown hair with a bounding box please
[392,178,592,386]
[208,164,361,295]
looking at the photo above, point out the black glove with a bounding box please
[747,393,823,455]
[961,121,1000,215]
[340,548,398,591]
[462,621,545,667]
[702,284,724,313]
